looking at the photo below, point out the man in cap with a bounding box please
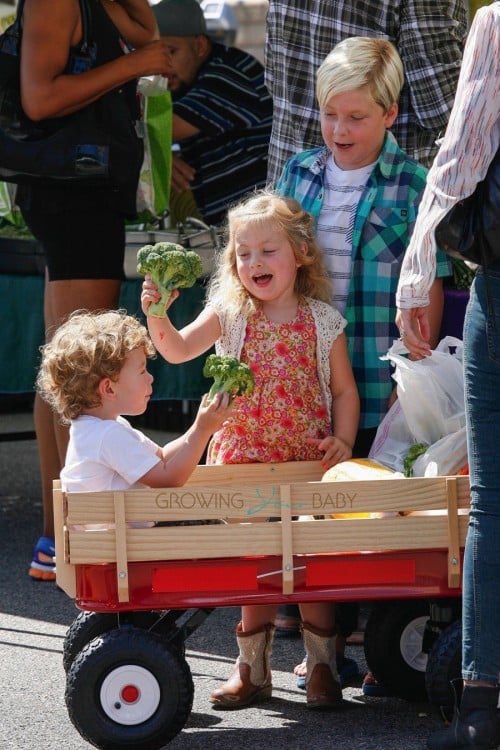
[153,0,272,226]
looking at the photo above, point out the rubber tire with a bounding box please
[364,600,430,701]
[65,627,193,750]
[425,619,462,722]
[63,611,166,672]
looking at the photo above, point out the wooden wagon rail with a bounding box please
[53,461,470,604]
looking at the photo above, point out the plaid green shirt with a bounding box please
[277,132,452,429]
[265,0,467,183]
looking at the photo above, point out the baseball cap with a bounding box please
[152,0,208,37]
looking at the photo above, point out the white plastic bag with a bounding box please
[411,426,468,477]
[368,400,415,473]
[382,336,465,445]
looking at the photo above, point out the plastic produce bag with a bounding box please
[411,426,468,477]
[0,181,25,227]
[368,400,416,473]
[369,336,466,473]
[136,79,172,224]
[382,336,465,446]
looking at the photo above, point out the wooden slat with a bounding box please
[53,480,76,597]
[65,475,471,526]
[280,485,294,594]
[113,492,129,602]
[66,514,469,566]
[446,477,461,588]
[188,460,325,485]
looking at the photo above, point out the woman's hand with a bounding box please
[395,307,432,359]
[307,435,353,470]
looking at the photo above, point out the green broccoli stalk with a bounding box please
[137,241,203,317]
[403,442,429,478]
[203,354,255,404]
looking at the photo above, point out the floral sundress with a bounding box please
[207,301,331,464]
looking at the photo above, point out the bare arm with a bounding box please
[328,332,360,453]
[172,113,200,142]
[20,0,170,120]
[170,154,196,194]
[141,283,222,363]
[102,0,159,47]
[426,277,444,350]
[140,392,232,487]
[307,332,360,469]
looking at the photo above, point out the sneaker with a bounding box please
[296,655,360,689]
[29,536,56,581]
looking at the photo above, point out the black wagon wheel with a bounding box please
[65,627,194,750]
[425,619,462,722]
[364,599,430,701]
[63,610,167,672]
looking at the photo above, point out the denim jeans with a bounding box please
[461,263,500,685]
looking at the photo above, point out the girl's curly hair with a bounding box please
[37,309,155,423]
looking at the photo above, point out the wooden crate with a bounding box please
[53,462,470,604]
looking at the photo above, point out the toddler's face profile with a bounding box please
[320,85,397,171]
[111,347,154,418]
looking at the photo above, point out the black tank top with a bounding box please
[17,0,142,217]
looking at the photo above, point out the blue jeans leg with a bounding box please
[461,265,500,685]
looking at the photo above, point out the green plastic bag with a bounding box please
[136,87,172,225]
[0,181,26,228]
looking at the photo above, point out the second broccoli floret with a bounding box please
[203,354,255,404]
[137,241,203,317]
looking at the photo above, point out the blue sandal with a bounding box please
[296,655,360,689]
[29,536,56,581]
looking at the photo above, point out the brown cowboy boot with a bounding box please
[210,621,274,709]
[301,621,344,710]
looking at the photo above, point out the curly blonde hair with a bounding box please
[207,190,332,314]
[37,309,156,423]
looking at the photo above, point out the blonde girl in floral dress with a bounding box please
[141,190,359,711]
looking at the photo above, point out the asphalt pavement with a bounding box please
[0,405,444,750]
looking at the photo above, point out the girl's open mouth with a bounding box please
[253,273,272,286]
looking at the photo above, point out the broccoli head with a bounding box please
[137,241,203,317]
[403,442,429,478]
[203,354,255,404]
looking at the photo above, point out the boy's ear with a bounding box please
[98,378,116,400]
[384,102,398,128]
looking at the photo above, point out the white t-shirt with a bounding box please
[61,415,160,493]
[316,156,374,314]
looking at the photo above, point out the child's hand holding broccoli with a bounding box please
[138,242,203,318]
[203,354,255,405]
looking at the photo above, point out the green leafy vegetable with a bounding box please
[203,354,255,404]
[403,442,429,478]
[137,241,203,317]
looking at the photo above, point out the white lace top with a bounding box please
[209,296,346,417]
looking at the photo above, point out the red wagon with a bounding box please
[54,461,469,750]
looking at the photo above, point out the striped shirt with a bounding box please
[317,159,375,314]
[174,43,273,226]
[277,132,452,428]
[397,1,500,308]
[265,0,467,184]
